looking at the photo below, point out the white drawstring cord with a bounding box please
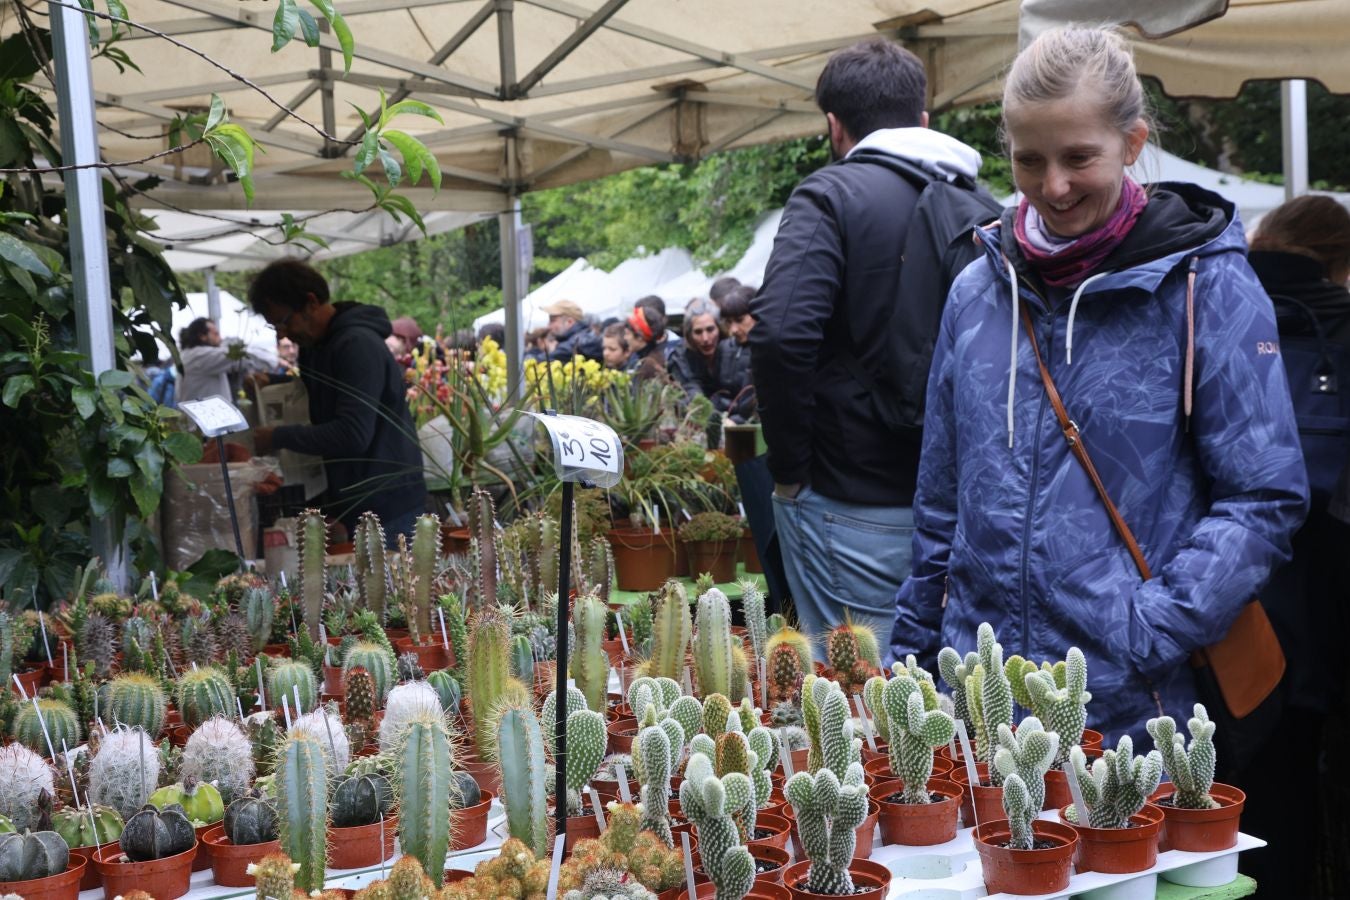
[1064,271,1112,365]
[1005,254,1019,448]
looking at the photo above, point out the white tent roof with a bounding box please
[162,290,279,363]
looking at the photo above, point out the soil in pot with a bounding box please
[328,815,398,869]
[609,527,678,591]
[696,843,789,884]
[202,824,281,887]
[1149,782,1245,851]
[93,842,198,900]
[873,778,962,846]
[450,791,494,850]
[745,813,791,852]
[607,720,639,755]
[0,857,86,900]
[781,859,887,900]
[1058,803,1164,873]
[974,819,1078,896]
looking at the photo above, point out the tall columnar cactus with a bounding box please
[121,615,155,670]
[408,514,440,644]
[679,752,755,900]
[972,622,1013,770]
[275,731,329,894]
[784,764,869,895]
[992,718,1059,811]
[88,727,159,823]
[297,509,328,643]
[243,586,274,654]
[563,709,607,815]
[442,594,469,671]
[0,611,14,690]
[693,588,735,698]
[1001,773,1038,851]
[801,673,823,772]
[0,744,55,831]
[181,717,255,805]
[396,709,453,887]
[510,634,535,683]
[740,580,768,662]
[937,647,979,741]
[10,698,81,755]
[646,580,691,681]
[1070,738,1164,829]
[582,536,614,602]
[268,660,319,715]
[290,707,352,776]
[570,594,611,714]
[177,666,234,728]
[1023,648,1090,766]
[467,606,512,758]
[353,512,388,623]
[882,671,956,803]
[1147,704,1218,810]
[634,709,685,848]
[342,642,397,705]
[496,704,550,859]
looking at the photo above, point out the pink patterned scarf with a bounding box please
[1014,177,1148,287]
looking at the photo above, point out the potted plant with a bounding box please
[871,664,961,846]
[678,512,743,585]
[559,802,685,896]
[822,623,882,696]
[0,829,83,900]
[147,776,224,871]
[392,515,452,671]
[93,803,198,900]
[1146,704,1245,851]
[680,749,757,900]
[449,771,491,850]
[1008,648,1093,810]
[628,679,699,848]
[202,789,280,887]
[51,803,123,892]
[395,708,454,888]
[1060,739,1165,875]
[328,770,395,868]
[273,732,329,892]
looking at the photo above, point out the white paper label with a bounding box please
[179,397,249,437]
[615,762,633,804]
[1063,759,1087,822]
[528,412,624,488]
[852,695,878,752]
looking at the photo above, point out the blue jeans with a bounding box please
[771,486,913,652]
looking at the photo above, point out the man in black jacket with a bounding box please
[750,38,987,644]
[247,260,426,547]
[544,299,603,363]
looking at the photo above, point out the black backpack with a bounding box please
[835,155,1003,434]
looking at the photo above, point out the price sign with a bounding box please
[529,413,624,488]
[179,397,249,437]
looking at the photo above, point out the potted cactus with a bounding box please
[497,702,550,860]
[678,512,743,585]
[1010,648,1096,810]
[870,664,961,846]
[822,623,881,696]
[328,771,396,869]
[92,803,198,900]
[692,588,750,700]
[1060,738,1165,874]
[560,802,685,897]
[638,581,692,682]
[201,789,281,887]
[51,802,122,892]
[148,775,224,871]
[679,749,756,900]
[395,708,453,886]
[0,829,83,900]
[9,698,82,756]
[0,744,56,831]
[1146,704,1245,851]
[393,515,453,671]
[273,731,329,891]
[572,594,612,714]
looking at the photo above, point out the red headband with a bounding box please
[628,307,654,341]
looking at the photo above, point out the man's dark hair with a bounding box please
[815,39,926,141]
[719,285,755,320]
[477,322,505,346]
[709,277,742,303]
[179,317,214,349]
[635,294,667,317]
[248,259,330,313]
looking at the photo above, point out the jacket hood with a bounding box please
[329,301,393,340]
[1249,250,1350,322]
[847,127,982,183]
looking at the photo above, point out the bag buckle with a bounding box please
[1064,419,1081,446]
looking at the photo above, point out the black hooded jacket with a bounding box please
[273,302,426,527]
[1249,250,1350,347]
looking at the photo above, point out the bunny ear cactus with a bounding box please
[992,718,1059,811]
[1146,704,1218,810]
[971,623,1013,770]
[801,674,824,772]
[702,694,733,743]
[645,581,692,681]
[1069,738,1164,829]
[679,753,755,900]
[353,512,388,624]
[541,684,589,757]
[784,763,869,895]
[297,510,328,643]
[1001,773,1037,851]
[862,676,890,744]
[816,679,861,780]
[634,712,685,848]
[1023,648,1090,766]
[667,695,703,750]
[571,594,611,714]
[882,673,956,803]
[562,709,607,814]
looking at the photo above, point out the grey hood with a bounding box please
[847,127,983,183]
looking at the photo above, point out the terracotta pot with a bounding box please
[740,531,763,574]
[10,667,43,697]
[781,859,887,900]
[93,842,197,900]
[192,822,218,871]
[758,786,789,819]
[560,803,604,852]
[1058,803,1163,873]
[668,799,694,839]
[0,857,85,900]
[788,747,808,774]
[859,743,888,765]
[601,638,628,668]
[394,636,451,672]
[322,664,345,695]
[68,841,116,892]
[1080,728,1104,752]
[746,812,791,852]
[695,841,789,886]
[862,754,953,785]
[872,778,962,846]
[683,539,739,585]
[607,720,639,755]
[592,778,640,804]
[974,819,1078,895]
[444,869,474,885]
[385,628,410,642]
[608,527,678,591]
[202,824,280,887]
[1149,782,1245,851]
[951,761,1003,826]
[1044,758,1098,812]
[328,816,398,869]
[460,757,501,797]
[262,643,291,658]
[441,525,471,556]
[676,877,789,900]
[450,791,494,850]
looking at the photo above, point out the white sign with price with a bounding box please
[178,397,249,438]
[529,413,624,488]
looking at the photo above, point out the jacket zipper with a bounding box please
[1015,276,1052,661]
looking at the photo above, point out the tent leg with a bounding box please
[205,268,222,324]
[50,0,127,590]
[1281,79,1308,201]
[499,197,526,397]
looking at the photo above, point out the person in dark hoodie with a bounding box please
[246,260,426,547]
[890,27,1307,748]
[750,38,991,644]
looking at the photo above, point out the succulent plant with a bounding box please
[1001,773,1038,850]
[644,581,691,681]
[342,642,397,705]
[224,790,278,845]
[437,838,550,899]
[558,802,682,895]
[405,514,440,644]
[1022,648,1091,767]
[1147,704,1219,810]
[275,731,328,892]
[426,669,461,719]
[100,673,167,738]
[267,660,319,716]
[9,698,81,756]
[466,605,512,759]
[937,645,980,742]
[149,775,224,826]
[353,512,388,624]
[692,588,735,699]
[825,622,881,695]
[51,804,123,850]
[992,718,1059,814]
[969,622,1013,775]
[571,594,610,714]
[247,853,299,900]
[331,773,394,828]
[77,612,117,680]
[242,586,275,654]
[289,706,350,777]
[87,727,159,822]
[784,708,868,894]
[679,751,755,900]
[1068,737,1164,829]
[297,510,328,644]
[396,709,453,887]
[176,666,234,728]
[396,651,424,683]
[181,717,255,805]
[496,703,549,859]
[120,803,196,862]
[0,830,69,881]
[560,708,607,816]
[378,681,444,752]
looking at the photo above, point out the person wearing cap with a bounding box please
[544,299,603,363]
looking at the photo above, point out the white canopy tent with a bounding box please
[167,290,279,362]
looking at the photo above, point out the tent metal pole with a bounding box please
[50,0,127,590]
[499,195,525,398]
[1281,79,1308,201]
[205,268,222,323]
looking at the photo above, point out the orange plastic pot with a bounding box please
[677,878,789,900]
[322,664,345,695]
[1149,782,1245,851]
[781,859,887,900]
[0,857,85,900]
[608,527,677,591]
[746,812,792,852]
[192,822,218,871]
[68,841,116,892]
[560,804,603,852]
[450,791,494,850]
[951,761,1003,826]
[328,816,398,869]
[93,842,197,900]
[785,799,877,859]
[441,525,471,556]
[695,842,789,885]
[394,637,451,671]
[683,539,738,585]
[201,824,280,887]
[1058,803,1164,873]
[607,720,639,755]
[10,667,43,697]
[974,819,1078,896]
[862,754,953,785]
[460,757,501,797]
[872,778,962,846]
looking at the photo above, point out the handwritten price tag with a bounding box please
[529,413,624,488]
[179,397,249,437]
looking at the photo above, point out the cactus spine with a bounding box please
[0,744,55,831]
[693,588,734,698]
[182,717,255,805]
[249,853,299,900]
[396,710,453,887]
[342,642,396,705]
[379,681,444,751]
[646,581,691,681]
[243,586,274,654]
[1023,648,1090,767]
[882,668,955,803]
[992,718,1059,814]
[177,665,234,728]
[510,633,535,683]
[496,704,550,859]
[425,670,460,720]
[972,622,1013,779]
[1070,737,1163,829]
[275,731,328,893]
[87,727,158,822]
[267,660,318,715]
[466,606,511,758]
[297,509,328,643]
[407,514,440,644]
[10,698,81,755]
[467,489,498,611]
[1147,704,1218,810]
[680,751,755,900]
[563,709,607,815]
[353,512,388,623]
[740,580,767,661]
[570,594,610,714]
[542,685,588,757]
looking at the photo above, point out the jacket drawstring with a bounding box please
[1184,256,1198,428]
[1005,254,1019,448]
[1065,271,1113,365]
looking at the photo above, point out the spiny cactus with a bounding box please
[626,594,654,657]
[801,673,823,772]
[1069,737,1163,829]
[406,514,440,644]
[78,612,118,680]
[510,633,535,683]
[267,660,319,716]
[633,711,684,848]
[438,838,550,900]
[466,605,513,759]
[379,681,444,752]
[680,751,755,900]
[1002,773,1037,850]
[740,579,768,661]
[692,587,736,699]
[442,594,469,672]
[120,615,155,672]
[343,667,378,742]
[10,698,81,756]
[181,717,255,805]
[242,586,274,654]
[971,623,1013,772]
[426,669,461,721]
[396,708,454,887]
[246,713,282,778]
[397,651,424,682]
[815,678,862,781]
[1147,704,1218,810]
[937,646,979,741]
[343,642,397,705]
[825,622,880,694]
[992,718,1059,812]
[248,851,300,900]
[561,866,656,900]
[100,673,167,738]
[785,763,868,895]
[703,693,733,743]
[766,629,810,704]
[297,510,328,644]
[275,731,328,892]
[562,708,607,815]
[644,580,691,681]
[571,594,611,714]
[882,668,956,804]
[0,744,55,831]
[176,666,234,728]
[466,489,498,611]
[353,512,388,623]
[496,703,550,859]
[88,727,159,822]
[580,536,615,603]
[1023,648,1090,766]
[289,706,351,777]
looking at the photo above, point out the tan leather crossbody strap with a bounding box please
[1017,300,1154,581]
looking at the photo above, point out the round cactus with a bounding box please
[176,666,234,728]
[0,831,69,881]
[149,776,224,826]
[267,660,319,715]
[425,669,461,719]
[378,681,443,752]
[100,673,167,738]
[0,744,56,832]
[181,716,255,805]
[51,805,123,850]
[87,727,159,822]
[9,698,81,756]
[342,643,397,705]
[330,773,393,828]
[247,853,299,900]
[120,804,196,862]
[223,790,278,845]
[342,667,378,728]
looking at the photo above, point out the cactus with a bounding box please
[343,642,397,705]
[645,581,691,681]
[702,694,733,743]
[248,852,299,900]
[882,669,956,803]
[275,731,328,892]
[224,790,278,844]
[120,615,155,671]
[561,867,655,900]
[510,633,535,683]
[693,588,735,698]
[242,586,274,654]
[52,804,123,849]
[0,744,55,831]
[936,646,979,739]
[542,684,589,757]
[246,713,282,778]
[561,708,607,815]
[267,660,319,716]
[1069,737,1164,829]
[331,773,393,827]
[625,594,654,657]
[396,651,424,682]
[496,704,550,859]
[679,752,755,900]
[100,673,167,738]
[120,803,195,862]
[10,698,81,756]
[176,666,234,728]
[397,710,454,886]
[1147,704,1219,810]
[766,632,808,704]
[633,713,683,848]
[353,512,389,623]
[149,776,224,825]
[466,605,512,759]
[992,718,1059,813]
[467,489,498,611]
[862,676,890,744]
[785,762,869,895]
[343,667,378,742]
[1023,648,1090,767]
[0,831,68,881]
[557,800,683,894]
[379,681,444,751]
[426,669,461,720]
[740,580,768,661]
[77,612,118,680]
[442,594,469,671]
[972,623,1013,776]
[770,700,803,728]
[181,717,255,805]
[801,673,823,772]
[816,678,862,780]
[571,594,610,714]
[405,514,440,644]
[825,622,880,695]
[437,838,550,900]
[289,706,351,776]
[1001,773,1037,850]
[88,727,159,822]
[297,510,328,643]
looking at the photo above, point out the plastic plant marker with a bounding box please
[682,831,697,899]
[588,786,606,833]
[191,661,198,671]
[778,728,795,778]
[318,703,340,762]
[62,739,80,807]
[853,695,878,752]
[681,508,692,522]
[683,666,694,695]
[63,643,68,683]
[1064,759,1088,824]
[738,502,746,518]
[280,571,287,590]
[653,507,661,536]
[30,696,58,761]
[759,659,768,710]
[616,611,630,656]
[12,674,27,700]
[282,697,293,731]
[547,834,567,899]
[615,762,632,804]
[955,719,980,826]
[293,685,304,717]
[38,612,52,665]
[379,815,386,879]
[438,608,449,651]
[256,658,267,711]
[319,623,327,647]
[744,671,755,703]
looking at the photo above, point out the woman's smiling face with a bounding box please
[1005,89,1148,238]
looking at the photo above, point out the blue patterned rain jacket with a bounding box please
[889,184,1309,743]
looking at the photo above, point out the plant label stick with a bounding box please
[438,608,450,651]
[10,674,27,700]
[150,570,158,601]
[615,610,630,656]
[319,623,327,647]
[62,642,68,683]
[955,719,980,825]
[546,834,567,900]
[236,698,246,722]
[61,739,80,808]
[293,684,304,717]
[588,786,606,833]
[777,728,795,778]
[682,665,693,695]
[614,762,632,804]
[38,612,52,666]
[681,831,697,900]
[379,814,387,878]
[31,697,58,764]
[652,506,660,536]
[853,695,878,752]
[759,658,768,710]
[1064,759,1088,824]
[737,501,746,518]
[281,696,293,731]
[256,657,267,710]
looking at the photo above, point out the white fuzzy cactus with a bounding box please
[1069,736,1163,829]
[680,752,756,900]
[88,726,159,821]
[0,743,55,831]
[181,716,255,805]
[882,666,956,804]
[378,681,444,751]
[1023,648,1090,767]
[1001,773,1037,850]
[290,706,351,776]
[992,717,1059,814]
[1147,704,1218,809]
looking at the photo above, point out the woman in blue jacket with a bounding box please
[889,26,1308,743]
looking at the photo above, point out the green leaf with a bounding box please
[0,313,35,344]
[106,0,128,20]
[272,0,299,52]
[72,386,97,419]
[86,471,115,517]
[205,124,257,205]
[297,8,320,46]
[124,255,173,328]
[181,548,243,597]
[0,232,52,276]
[204,94,226,132]
[107,457,135,478]
[2,374,34,407]
[129,472,160,517]
[2,259,37,299]
[382,130,440,191]
[329,11,354,73]
[98,369,134,390]
[133,442,165,480]
[382,99,444,127]
[354,130,380,174]
[377,146,402,188]
[164,431,204,464]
